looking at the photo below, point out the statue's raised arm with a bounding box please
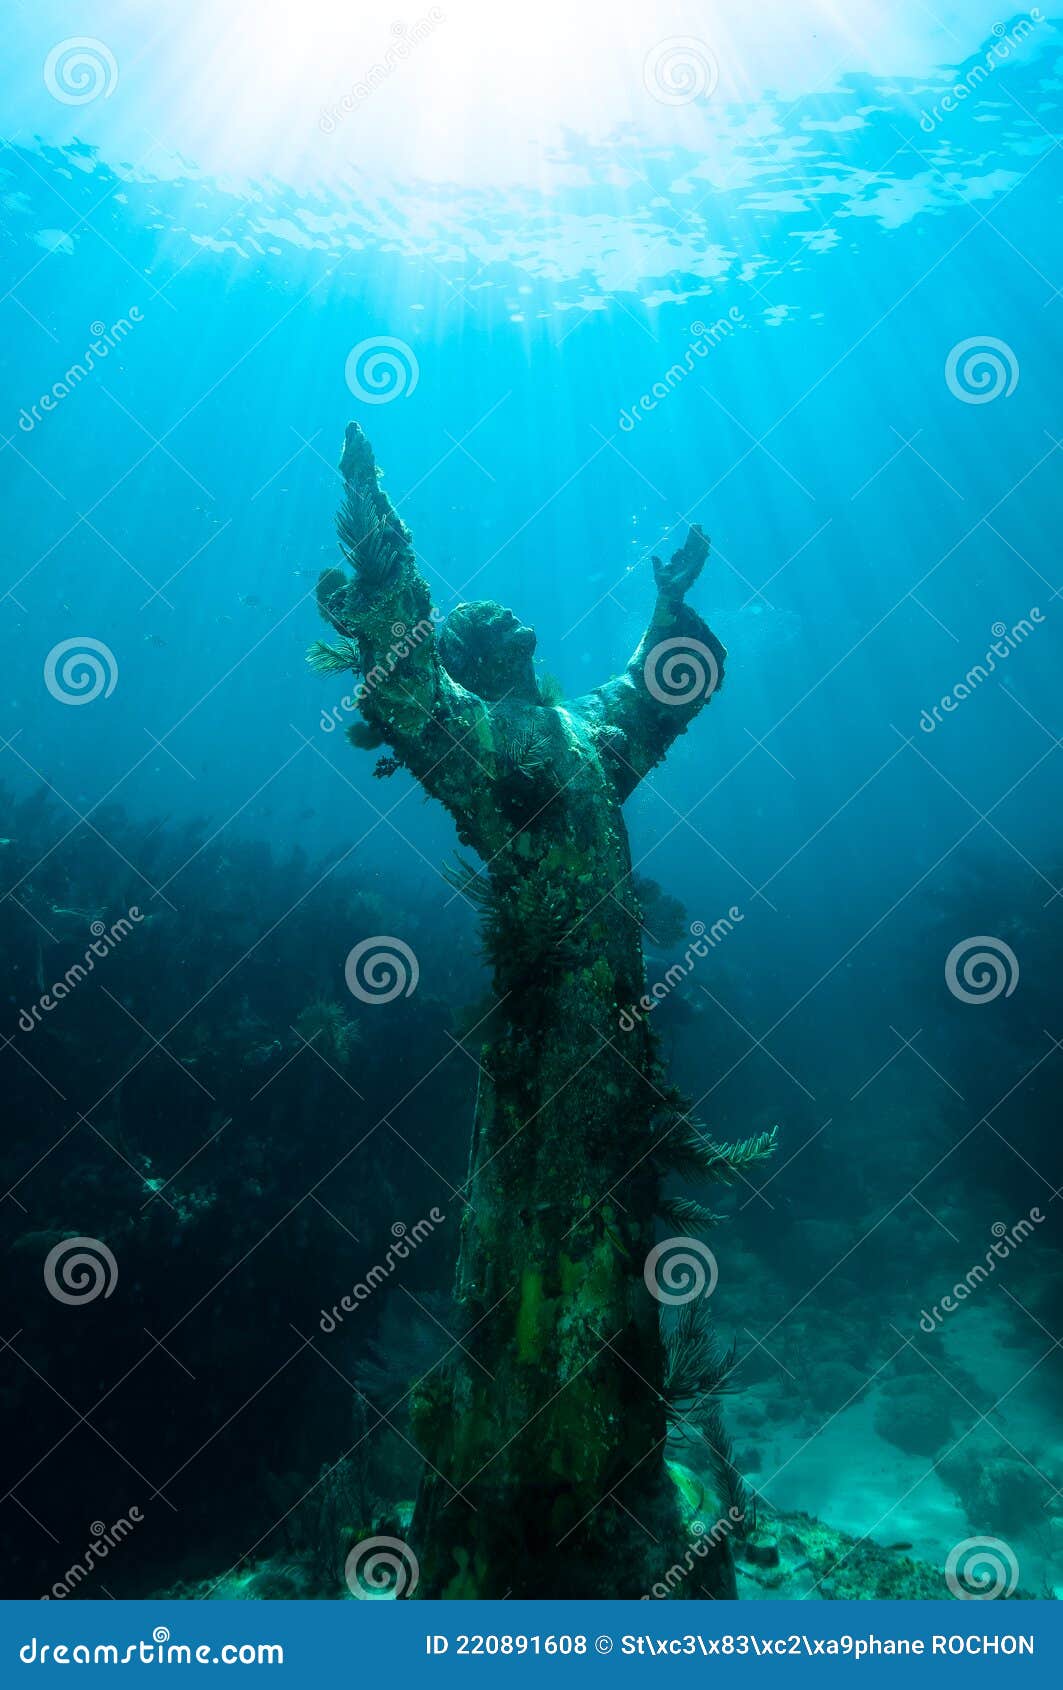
[313,423,491,825]
[575,525,727,801]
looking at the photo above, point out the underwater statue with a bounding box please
[314,423,765,1599]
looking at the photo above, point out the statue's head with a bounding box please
[439,601,539,703]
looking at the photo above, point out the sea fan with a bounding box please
[536,670,564,706]
[496,722,551,779]
[442,854,494,912]
[293,999,362,1067]
[659,1122,778,1185]
[657,1195,725,1234]
[306,636,361,677]
[336,489,404,589]
[663,1304,739,1412]
[633,874,688,948]
[692,1401,756,1540]
[443,854,577,979]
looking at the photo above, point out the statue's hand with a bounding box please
[339,421,379,491]
[652,525,710,599]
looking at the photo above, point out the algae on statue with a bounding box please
[315,422,747,1599]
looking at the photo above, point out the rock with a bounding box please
[743,1536,780,1568]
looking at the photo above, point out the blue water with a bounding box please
[1,2,1061,1600]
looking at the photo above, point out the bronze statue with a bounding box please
[315,422,766,1598]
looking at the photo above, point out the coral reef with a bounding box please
[0,787,476,1597]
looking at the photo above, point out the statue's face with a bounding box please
[495,607,537,660]
[440,601,539,702]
